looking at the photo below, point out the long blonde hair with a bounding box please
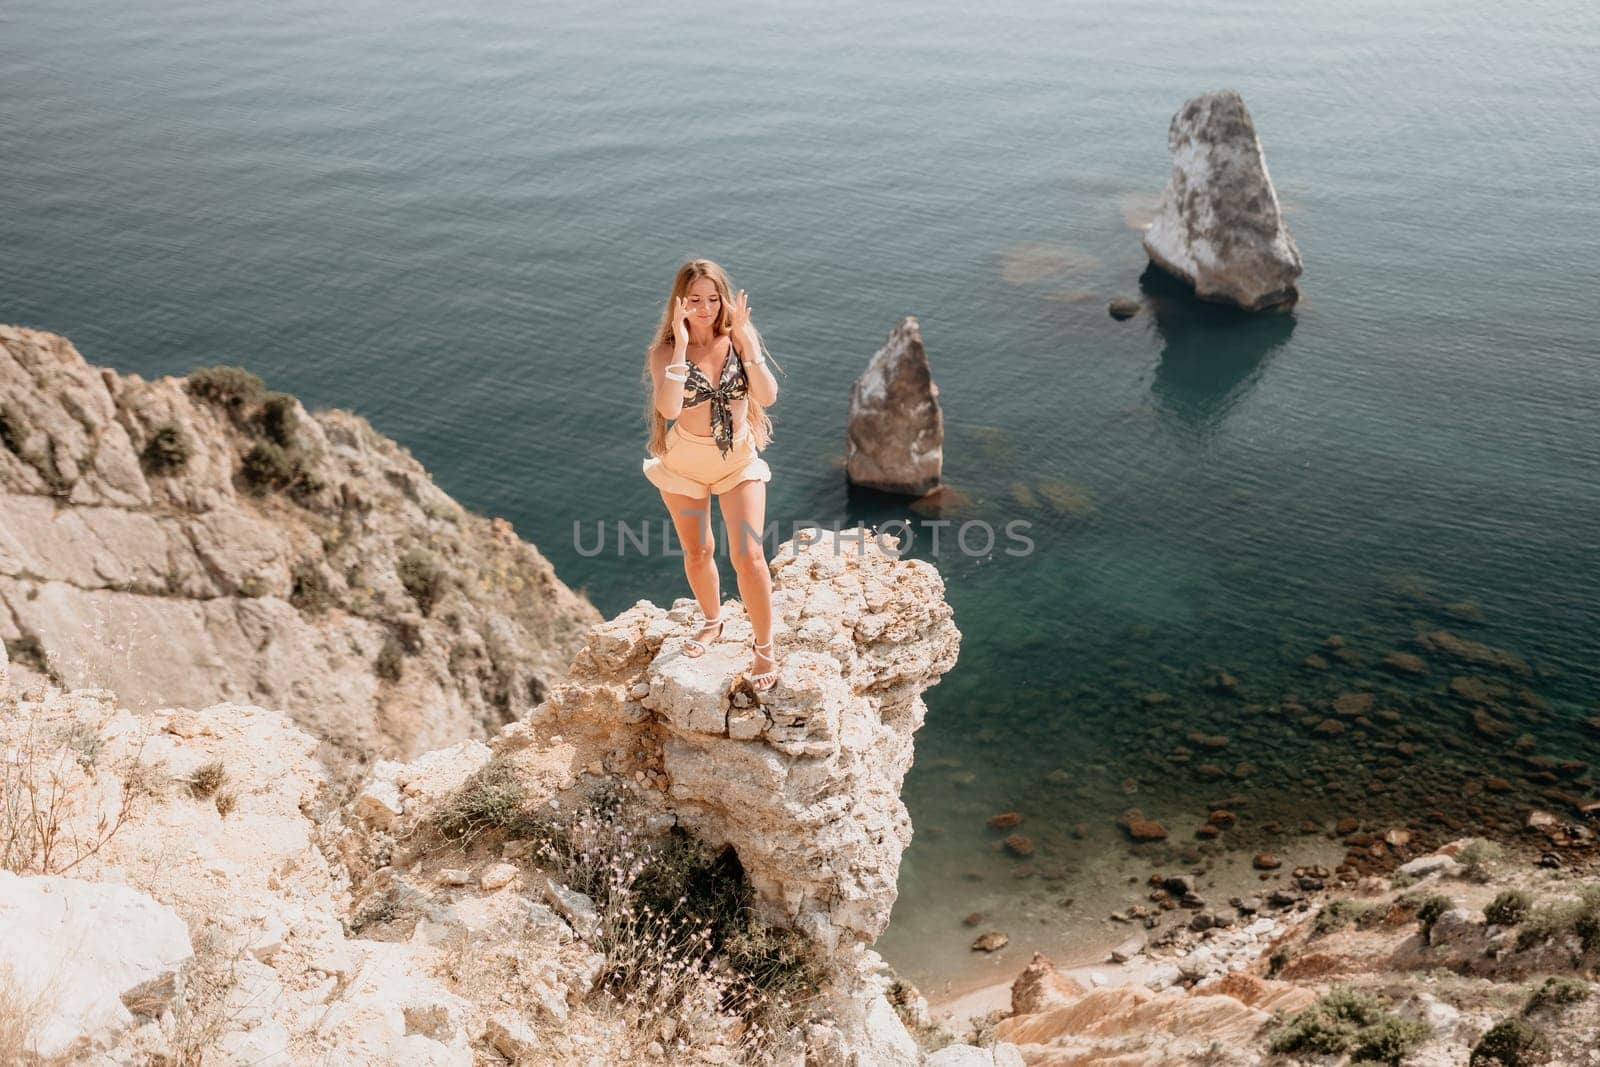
[643,258,781,458]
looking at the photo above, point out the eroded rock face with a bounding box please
[1143,90,1303,311]
[995,956,1314,1066]
[0,324,600,757]
[846,317,945,496]
[544,526,961,952]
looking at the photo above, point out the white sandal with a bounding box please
[747,638,779,691]
[683,611,724,657]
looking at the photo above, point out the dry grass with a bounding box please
[122,757,174,802]
[514,787,821,1063]
[188,759,227,799]
[1,714,140,875]
[0,963,49,1064]
[156,927,266,1067]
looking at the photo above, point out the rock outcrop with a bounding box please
[0,324,600,757]
[846,318,944,496]
[1142,90,1303,311]
[0,525,971,1063]
[543,525,960,951]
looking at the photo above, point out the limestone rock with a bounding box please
[0,323,601,758]
[543,878,600,941]
[854,992,922,1067]
[1011,952,1086,1016]
[996,973,1313,1064]
[479,863,518,890]
[0,872,193,1060]
[846,317,944,496]
[1143,90,1303,310]
[1428,907,1487,951]
[926,1046,999,1067]
[927,1045,1026,1067]
[545,526,959,952]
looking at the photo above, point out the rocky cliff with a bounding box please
[0,523,1023,1064]
[0,324,600,757]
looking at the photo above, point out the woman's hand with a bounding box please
[672,296,691,349]
[727,289,753,333]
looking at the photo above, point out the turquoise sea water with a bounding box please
[5,0,1597,991]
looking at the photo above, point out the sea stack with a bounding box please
[846,316,944,496]
[1143,90,1303,311]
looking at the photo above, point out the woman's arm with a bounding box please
[736,324,779,406]
[649,341,690,420]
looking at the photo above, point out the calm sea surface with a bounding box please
[5,0,1598,992]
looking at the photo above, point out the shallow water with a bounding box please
[4,0,1597,990]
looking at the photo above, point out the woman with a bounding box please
[642,259,783,691]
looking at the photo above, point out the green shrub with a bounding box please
[256,391,298,447]
[0,404,27,454]
[1470,1017,1551,1065]
[1350,1015,1432,1065]
[141,422,191,474]
[0,405,70,492]
[397,548,447,615]
[375,634,404,682]
[1457,838,1505,882]
[1486,890,1533,927]
[1523,975,1590,1014]
[1315,898,1381,936]
[428,758,528,845]
[241,441,296,492]
[1416,893,1455,937]
[289,559,332,615]
[1517,903,1573,951]
[1270,985,1427,1064]
[1515,886,1600,953]
[1576,884,1600,953]
[1389,867,1423,890]
[186,366,264,410]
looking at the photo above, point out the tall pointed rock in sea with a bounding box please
[1143,89,1303,311]
[846,316,944,496]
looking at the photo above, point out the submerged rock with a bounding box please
[1143,90,1303,311]
[973,931,1011,952]
[846,316,944,496]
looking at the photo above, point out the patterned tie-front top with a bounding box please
[680,338,749,457]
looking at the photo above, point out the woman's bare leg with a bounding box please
[659,489,721,626]
[718,478,774,673]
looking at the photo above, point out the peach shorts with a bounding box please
[643,423,772,499]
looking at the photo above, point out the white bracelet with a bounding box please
[664,370,687,382]
[741,357,766,368]
[664,361,690,382]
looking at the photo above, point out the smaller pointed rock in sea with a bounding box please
[1143,89,1303,311]
[846,316,944,496]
